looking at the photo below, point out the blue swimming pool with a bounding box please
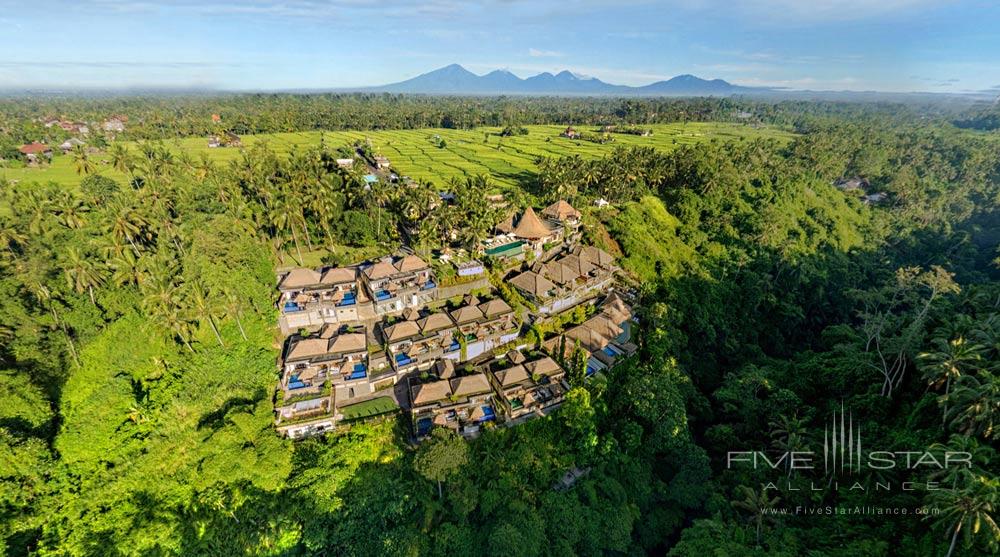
[478,405,496,423]
[395,353,413,366]
[348,363,367,380]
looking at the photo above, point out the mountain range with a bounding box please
[370,64,758,96]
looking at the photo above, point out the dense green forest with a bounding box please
[0,96,998,556]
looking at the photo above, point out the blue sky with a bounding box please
[0,0,997,93]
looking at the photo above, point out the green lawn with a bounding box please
[1,123,794,189]
[339,396,398,421]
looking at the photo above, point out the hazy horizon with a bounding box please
[0,1,998,95]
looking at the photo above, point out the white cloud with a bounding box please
[694,0,949,24]
[528,48,564,58]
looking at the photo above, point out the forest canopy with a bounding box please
[0,95,998,556]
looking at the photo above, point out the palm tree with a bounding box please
[945,370,999,440]
[63,247,105,306]
[920,337,984,425]
[185,280,225,347]
[769,414,809,478]
[732,485,780,547]
[0,220,26,261]
[223,290,249,341]
[71,145,95,175]
[141,277,195,352]
[18,260,80,366]
[109,143,134,178]
[926,471,999,557]
[108,207,151,257]
[270,195,304,265]
[55,193,90,230]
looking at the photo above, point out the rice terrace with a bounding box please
[1,123,793,188]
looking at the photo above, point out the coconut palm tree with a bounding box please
[63,247,105,306]
[108,206,151,257]
[926,471,999,557]
[55,193,90,230]
[769,414,809,477]
[945,370,999,440]
[71,144,95,175]
[108,142,134,179]
[0,220,26,261]
[732,485,781,547]
[270,195,305,265]
[222,289,249,341]
[141,276,195,352]
[18,259,80,366]
[920,336,985,425]
[184,280,225,347]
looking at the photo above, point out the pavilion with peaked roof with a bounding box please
[513,207,552,240]
[542,199,581,226]
[489,205,565,257]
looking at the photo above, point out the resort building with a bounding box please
[276,254,447,334]
[275,325,370,438]
[272,226,625,440]
[409,372,497,438]
[508,245,617,315]
[277,265,366,333]
[541,199,582,230]
[483,200,581,263]
[545,292,637,376]
[486,351,569,422]
[495,206,564,255]
[280,325,372,397]
[360,254,437,316]
[449,295,520,361]
[382,310,458,374]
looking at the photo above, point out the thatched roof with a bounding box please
[525,356,562,378]
[509,271,557,299]
[575,245,615,268]
[495,364,529,387]
[419,312,454,333]
[450,374,491,397]
[542,199,581,221]
[402,307,421,321]
[320,267,356,284]
[542,260,578,285]
[280,268,322,289]
[328,333,366,354]
[395,254,428,273]
[286,338,330,361]
[411,380,453,406]
[384,320,421,342]
[478,298,512,318]
[364,260,397,280]
[512,207,552,240]
[450,304,485,325]
[434,358,456,379]
[556,254,595,277]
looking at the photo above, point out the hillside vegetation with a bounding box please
[0,98,998,556]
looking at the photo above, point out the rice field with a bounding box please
[1,123,794,189]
